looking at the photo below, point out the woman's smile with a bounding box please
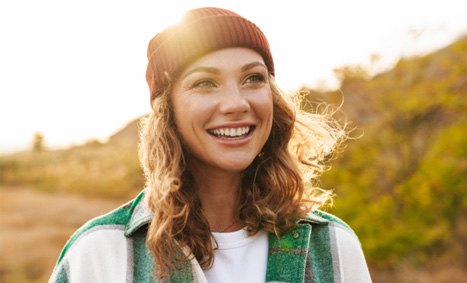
[207,126,253,138]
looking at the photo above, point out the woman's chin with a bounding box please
[215,158,257,173]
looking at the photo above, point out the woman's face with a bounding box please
[171,48,273,174]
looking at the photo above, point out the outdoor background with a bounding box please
[0,1,466,283]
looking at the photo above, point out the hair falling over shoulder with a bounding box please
[138,78,348,279]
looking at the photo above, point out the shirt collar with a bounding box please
[298,211,329,225]
[124,190,153,237]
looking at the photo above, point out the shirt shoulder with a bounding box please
[54,193,141,264]
[309,210,355,234]
[303,210,372,282]
[59,205,131,257]
[49,191,150,283]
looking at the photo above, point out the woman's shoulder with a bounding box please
[49,191,152,282]
[65,192,143,242]
[52,192,149,262]
[305,210,365,255]
[301,209,356,236]
[300,210,372,282]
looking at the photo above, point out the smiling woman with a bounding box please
[49,7,372,283]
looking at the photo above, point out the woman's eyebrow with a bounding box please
[182,66,219,79]
[241,61,267,72]
[182,61,267,80]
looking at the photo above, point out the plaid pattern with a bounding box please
[50,191,370,282]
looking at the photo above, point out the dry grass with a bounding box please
[0,187,124,283]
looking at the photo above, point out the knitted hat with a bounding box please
[146,7,274,102]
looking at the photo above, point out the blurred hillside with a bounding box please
[0,119,143,199]
[0,35,466,282]
[303,35,467,280]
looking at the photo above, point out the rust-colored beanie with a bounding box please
[146,7,274,102]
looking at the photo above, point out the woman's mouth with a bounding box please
[207,126,255,139]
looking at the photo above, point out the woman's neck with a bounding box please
[190,167,243,232]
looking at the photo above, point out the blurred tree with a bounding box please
[302,35,467,270]
[32,132,45,151]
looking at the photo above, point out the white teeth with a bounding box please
[209,126,251,137]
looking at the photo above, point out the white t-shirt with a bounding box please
[203,229,269,283]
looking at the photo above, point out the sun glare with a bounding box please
[0,0,466,153]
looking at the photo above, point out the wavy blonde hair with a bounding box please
[139,77,347,279]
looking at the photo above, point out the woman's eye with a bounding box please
[193,80,216,89]
[244,74,266,85]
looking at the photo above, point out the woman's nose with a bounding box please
[218,84,250,115]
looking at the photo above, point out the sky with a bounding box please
[1,0,466,153]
